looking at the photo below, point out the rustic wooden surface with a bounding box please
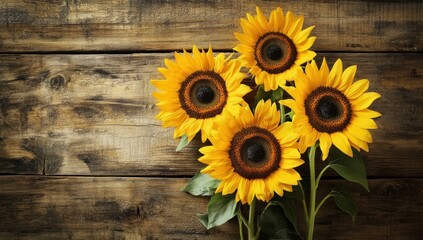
[0,0,422,239]
[0,53,422,177]
[0,0,421,52]
[0,177,421,240]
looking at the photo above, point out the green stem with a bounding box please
[238,211,248,226]
[316,192,333,214]
[316,165,331,190]
[299,181,309,225]
[238,214,245,240]
[248,198,256,240]
[307,144,318,240]
[280,102,286,124]
[253,226,261,240]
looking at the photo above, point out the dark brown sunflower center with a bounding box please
[317,97,340,120]
[254,32,297,74]
[229,126,281,179]
[305,86,352,133]
[245,141,266,162]
[196,86,215,104]
[266,45,283,61]
[179,71,228,119]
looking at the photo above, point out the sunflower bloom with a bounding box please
[234,7,316,91]
[281,58,381,160]
[199,100,304,204]
[151,46,251,142]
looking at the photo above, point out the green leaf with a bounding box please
[196,213,209,228]
[332,185,357,223]
[259,202,303,240]
[201,193,238,230]
[328,147,369,191]
[283,184,304,201]
[279,198,299,233]
[181,171,220,196]
[253,85,271,108]
[176,134,189,151]
[280,102,286,124]
[271,87,284,101]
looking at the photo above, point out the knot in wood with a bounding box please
[49,75,66,91]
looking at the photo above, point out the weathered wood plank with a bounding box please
[0,0,421,52]
[0,176,421,239]
[0,176,238,239]
[0,53,422,176]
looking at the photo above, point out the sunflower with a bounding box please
[281,58,381,160]
[199,100,304,204]
[234,7,316,92]
[151,46,251,143]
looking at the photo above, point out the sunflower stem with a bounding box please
[316,192,334,214]
[248,198,256,240]
[238,210,248,227]
[280,102,286,124]
[307,144,318,240]
[238,214,245,240]
[316,164,331,190]
[299,181,309,225]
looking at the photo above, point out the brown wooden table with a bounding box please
[0,1,422,239]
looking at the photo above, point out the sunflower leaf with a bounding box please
[332,185,357,223]
[181,171,220,196]
[176,134,189,151]
[271,87,284,101]
[283,184,305,201]
[278,198,299,233]
[259,202,303,240]
[196,213,209,228]
[253,85,272,109]
[328,147,369,191]
[200,193,238,230]
[280,102,286,124]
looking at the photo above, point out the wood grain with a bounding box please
[0,0,421,239]
[1,53,422,176]
[0,176,421,240]
[0,0,421,52]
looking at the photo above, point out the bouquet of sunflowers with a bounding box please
[152,7,380,240]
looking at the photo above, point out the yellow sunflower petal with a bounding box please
[298,136,308,153]
[282,148,301,159]
[327,59,343,88]
[280,158,305,169]
[297,36,316,52]
[351,117,378,129]
[222,175,240,195]
[330,132,353,157]
[255,7,270,33]
[277,169,301,185]
[319,57,330,80]
[351,92,381,110]
[295,50,317,66]
[339,65,357,91]
[293,25,315,44]
[251,179,266,202]
[343,129,370,152]
[237,178,249,204]
[283,11,296,34]
[319,132,332,160]
[281,85,298,100]
[354,109,382,118]
[288,15,304,37]
[345,79,369,99]
[346,124,373,143]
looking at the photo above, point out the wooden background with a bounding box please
[0,0,422,239]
